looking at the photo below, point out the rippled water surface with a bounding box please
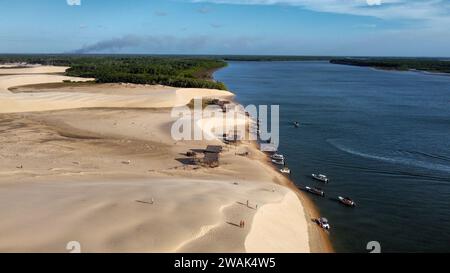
[215,61,450,252]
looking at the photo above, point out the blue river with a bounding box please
[215,61,450,252]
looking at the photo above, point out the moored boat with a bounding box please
[272,158,285,165]
[305,186,325,197]
[312,173,330,183]
[280,167,291,174]
[271,153,284,161]
[338,196,356,207]
[315,217,330,230]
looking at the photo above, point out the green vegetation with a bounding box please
[3,54,449,86]
[330,58,450,74]
[0,55,228,90]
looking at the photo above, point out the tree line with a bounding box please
[0,55,228,90]
[330,58,450,74]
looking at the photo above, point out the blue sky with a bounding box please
[0,0,449,56]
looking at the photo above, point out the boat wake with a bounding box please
[327,139,450,174]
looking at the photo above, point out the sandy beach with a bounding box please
[0,66,331,253]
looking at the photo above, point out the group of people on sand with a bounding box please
[239,220,246,228]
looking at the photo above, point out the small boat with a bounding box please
[293,121,300,128]
[280,167,291,174]
[312,173,330,183]
[338,196,356,207]
[315,217,330,230]
[272,158,285,165]
[271,153,284,161]
[305,186,325,197]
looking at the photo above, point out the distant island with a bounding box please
[216,55,450,75]
[220,55,333,62]
[330,58,450,74]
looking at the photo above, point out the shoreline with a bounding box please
[245,137,334,253]
[194,65,228,83]
[368,66,450,76]
[216,65,334,253]
[329,61,450,76]
[0,65,331,252]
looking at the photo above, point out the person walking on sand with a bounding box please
[239,220,243,228]
[242,220,245,229]
[246,200,249,208]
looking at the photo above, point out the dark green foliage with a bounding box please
[330,58,450,74]
[0,55,228,90]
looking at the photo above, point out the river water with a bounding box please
[214,61,450,253]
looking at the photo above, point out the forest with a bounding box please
[330,58,450,74]
[0,55,228,90]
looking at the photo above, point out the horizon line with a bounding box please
[1,53,449,59]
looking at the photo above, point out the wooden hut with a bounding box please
[205,145,223,154]
[203,152,219,168]
[201,145,222,167]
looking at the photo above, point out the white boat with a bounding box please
[271,153,284,161]
[280,167,291,174]
[316,217,330,230]
[272,158,285,165]
[312,173,330,183]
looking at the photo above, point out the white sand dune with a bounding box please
[0,177,305,253]
[0,71,233,113]
[0,88,232,113]
[0,74,94,93]
[195,109,248,140]
[245,191,310,252]
[0,66,318,253]
[0,65,69,75]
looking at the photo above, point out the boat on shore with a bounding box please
[280,167,291,174]
[271,153,284,161]
[315,217,330,230]
[305,186,325,197]
[312,173,330,183]
[270,153,285,166]
[338,196,356,207]
[272,158,285,165]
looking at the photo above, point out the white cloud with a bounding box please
[67,0,81,6]
[366,0,381,6]
[187,0,450,26]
